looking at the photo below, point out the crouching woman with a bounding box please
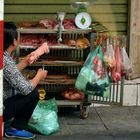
[3,22,48,139]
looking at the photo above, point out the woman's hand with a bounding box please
[22,54,31,65]
[36,68,48,80]
[28,43,50,64]
[31,68,48,88]
[17,54,31,70]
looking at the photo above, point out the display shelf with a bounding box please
[18,28,92,34]
[17,27,92,118]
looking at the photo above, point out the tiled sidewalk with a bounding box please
[3,106,140,140]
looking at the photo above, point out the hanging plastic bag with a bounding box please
[121,47,133,77]
[28,98,59,135]
[104,39,116,69]
[75,45,110,98]
[110,42,122,82]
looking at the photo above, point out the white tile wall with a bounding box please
[123,83,138,106]
[137,84,140,106]
[122,78,140,106]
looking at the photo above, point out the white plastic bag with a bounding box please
[121,47,133,76]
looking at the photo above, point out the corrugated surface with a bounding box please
[4,0,128,4]
[4,0,128,34]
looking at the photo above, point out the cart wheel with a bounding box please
[80,105,90,119]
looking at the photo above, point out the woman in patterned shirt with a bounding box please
[3,22,48,139]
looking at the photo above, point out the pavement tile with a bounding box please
[3,106,140,140]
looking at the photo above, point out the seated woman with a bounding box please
[3,22,49,139]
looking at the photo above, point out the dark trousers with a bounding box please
[3,89,39,130]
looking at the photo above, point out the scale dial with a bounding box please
[75,12,91,29]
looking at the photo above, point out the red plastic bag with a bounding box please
[111,44,122,82]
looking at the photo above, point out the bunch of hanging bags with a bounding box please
[75,45,110,98]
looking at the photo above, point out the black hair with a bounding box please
[4,22,18,51]
[4,22,17,31]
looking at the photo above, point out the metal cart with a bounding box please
[17,28,93,119]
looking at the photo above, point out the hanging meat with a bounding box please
[110,42,122,82]
[28,42,50,64]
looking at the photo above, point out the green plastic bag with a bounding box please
[28,98,59,135]
[75,45,110,98]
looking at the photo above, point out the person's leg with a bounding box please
[3,89,39,139]
[3,89,39,129]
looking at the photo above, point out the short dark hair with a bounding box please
[4,22,18,51]
[4,22,17,31]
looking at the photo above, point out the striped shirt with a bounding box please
[3,51,34,101]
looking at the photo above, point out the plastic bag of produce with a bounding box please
[104,39,116,69]
[75,45,110,98]
[28,98,59,135]
[121,47,133,77]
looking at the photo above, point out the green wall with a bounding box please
[4,0,128,34]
